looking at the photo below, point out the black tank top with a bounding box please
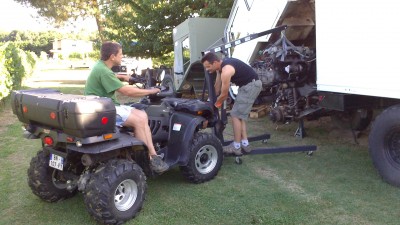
[221,58,259,87]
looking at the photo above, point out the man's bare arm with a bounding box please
[214,71,222,95]
[215,65,235,107]
[117,85,160,97]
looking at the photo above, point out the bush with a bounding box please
[152,52,174,68]
[88,51,100,60]
[0,42,37,101]
[69,52,83,59]
[0,54,12,101]
[20,50,38,78]
[0,42,24,90]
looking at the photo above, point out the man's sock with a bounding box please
[233,142,241,149]
[241,139,249,146]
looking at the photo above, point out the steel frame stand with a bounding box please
[294,119,306,139]
[223,132,317,164]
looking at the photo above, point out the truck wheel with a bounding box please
[369,104,400,187]
[180,132,223,183]
[27,150,77,202]
[84,159,146,225]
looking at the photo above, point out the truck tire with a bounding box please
[27,150,77,202]
[84,159,147,225]
[180,132,223,183]
[369,104,400,187]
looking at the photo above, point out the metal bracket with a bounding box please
[294,119,306,139]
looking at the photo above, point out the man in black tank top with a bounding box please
[201,52,262,155]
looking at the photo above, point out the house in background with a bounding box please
[51,39,93,59]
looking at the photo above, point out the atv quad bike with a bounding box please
[11,74,224,224]
[12,66,315,224]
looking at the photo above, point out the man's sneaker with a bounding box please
[150,155,169,173]
[223,143,243,156]
[241,144,252,154]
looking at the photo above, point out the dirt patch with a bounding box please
[254,166,321,203]
[0,106,18,134]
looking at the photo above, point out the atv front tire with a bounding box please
[84,159,147,225]
[180,132,223,183]
[27,150,77,202]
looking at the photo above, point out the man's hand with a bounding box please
[214,101,222,108]
[150,87,161,95]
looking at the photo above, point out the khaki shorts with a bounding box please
[115,105,135,127]
[230,79,262,120]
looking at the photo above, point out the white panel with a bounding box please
[316,0,400,99]
[229,0,287,63]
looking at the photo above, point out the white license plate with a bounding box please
[49,154,64,171]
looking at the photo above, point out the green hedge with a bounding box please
[0,53,12,100]
[69,52,83,59]
[0,42,37,102]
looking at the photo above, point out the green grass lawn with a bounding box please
[1,83,400,225]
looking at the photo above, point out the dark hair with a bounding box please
[101,41,122,61]
[201,52,220,64]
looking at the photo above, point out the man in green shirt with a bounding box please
[84,41,168,173]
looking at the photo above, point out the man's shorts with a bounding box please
[115,105,135,127]
[230,79,262,120]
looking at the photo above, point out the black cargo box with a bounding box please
[11,89,116,138]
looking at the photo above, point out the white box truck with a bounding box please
[220,0,400,187]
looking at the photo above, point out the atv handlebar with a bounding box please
[155,85,174,98]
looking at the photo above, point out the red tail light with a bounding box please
[23,106,28,113]
[101,117,109,125]
[44,136,54,146]
[50,112,56,120]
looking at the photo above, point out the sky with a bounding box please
[0,0,97,32]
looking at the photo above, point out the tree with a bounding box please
[200,1,235,18]
[103,0,233,62]
[13,0,234,64]
[14,0,106,41]
[0,30,97,56]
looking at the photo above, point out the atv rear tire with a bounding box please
[84,159,147,225]
[180,132,223,183]
[369,104,400,187]
[27,150,77,202]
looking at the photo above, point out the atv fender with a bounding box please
[67,132,146,154]
[166,112,205,165]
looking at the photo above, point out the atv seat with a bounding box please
[162,98,214,116]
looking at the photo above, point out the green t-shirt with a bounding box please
[84,60,124,105]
